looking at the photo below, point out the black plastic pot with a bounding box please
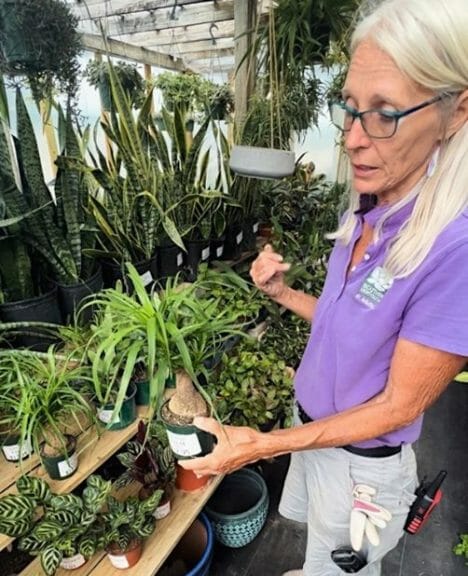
[56,267,103,324]
[0,287,62,350]
[221,225,244,261]
[210,235,225,262]
[185,238,211,281]
[158,242,185,280]
[242,219,259,252]
[101,254,158,291]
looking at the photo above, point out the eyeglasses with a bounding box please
[329,95,444,139]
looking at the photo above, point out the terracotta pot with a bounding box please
[176,464,212,492]
[106,539,143,570]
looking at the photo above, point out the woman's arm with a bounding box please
[270,285,318,323]
[180,338,465,475]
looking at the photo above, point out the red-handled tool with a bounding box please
[404,470,447,534]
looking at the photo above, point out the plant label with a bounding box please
[201,247,210,261]
[140,271,153,287]
[58,452,78,478]
[236,232,243,245]
[98,409,120,425]
[253,222,259,233]
[177,253,184,267]
[2,439,32,462]
[166,430,202,457]
[60,554,86,570]
[108,553,130,569]
[153,500,171,519]
[216,246,224,257]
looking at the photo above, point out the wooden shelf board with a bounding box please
[0,408,148,552]
[19,475,223,576]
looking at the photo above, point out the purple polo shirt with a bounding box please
[295,198,468,447]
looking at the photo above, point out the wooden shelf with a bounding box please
[19,475,223,576]
[0,408,148,552]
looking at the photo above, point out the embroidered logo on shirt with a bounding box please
[356,266,394,309]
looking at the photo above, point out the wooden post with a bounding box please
[39,99,58,177]
[144,63,154,115]
[234,0,256,136]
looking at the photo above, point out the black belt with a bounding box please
[296,402,402,458]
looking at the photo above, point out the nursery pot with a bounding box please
[242,219,259,252]
[159,513,214,576]
[185,238,211,281]
[160,399,215,459]
[56,266,103,324]
[97,383,137,430]
[41,435,78,481]
[107,538,142,570]
[139,485,173,520]
[101,254,158,291]
[1,433,33,462]
[176,464,212,492]
[209,235,225,261]
[0,286,62,350]
[221,224,244,261]
[204,467,269,547]
[60,553,87,570]
[229,145,295,179]
[158,241,185,280]
[135,372,175,405]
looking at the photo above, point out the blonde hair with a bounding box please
[330,0,468,278]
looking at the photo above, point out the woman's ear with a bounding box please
[447,89,468,138]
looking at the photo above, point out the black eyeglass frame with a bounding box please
[329,94,445,139]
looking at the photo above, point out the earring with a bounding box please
[426,146,440,178]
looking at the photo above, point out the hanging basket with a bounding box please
[229,145,295,180]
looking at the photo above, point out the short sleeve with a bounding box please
[400,243,468,356]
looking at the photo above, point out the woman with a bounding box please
[180,0,468,573]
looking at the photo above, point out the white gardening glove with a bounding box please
[350,484,392,552]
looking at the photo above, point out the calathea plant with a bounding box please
[0,474,111,575]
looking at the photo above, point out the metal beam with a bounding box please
[80,32,191,72]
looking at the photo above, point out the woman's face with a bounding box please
[343,41,444,204]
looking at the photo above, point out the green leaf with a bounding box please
[41,545,62,576]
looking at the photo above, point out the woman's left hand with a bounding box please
[177,417,265,477]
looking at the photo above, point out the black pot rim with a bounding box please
[0,285,58,310]
[55,265,103,289]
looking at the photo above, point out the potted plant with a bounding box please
[208,341,294,430]
[100,489,162,569]
[4,348,96,479]
[116,420,176,519]
[154,71,208,126]
[84,59,146,111]
[0,0,82,102]
[203,82,234,121]
[0,90,100,331]
[0,474,111,575]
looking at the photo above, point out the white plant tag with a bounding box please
[177,253,184,267]
[216,246,224,257]
[2,439,32,461]
[154,500,171,519]
[60,553,86,570]
[201,247,210,261]
[236,231,243,245]
[97,408,120,425]
[108,554,130,569]
[58,452,78,478]
[140,270,153,286]
[253,222,259,233]
[166,430,202,457]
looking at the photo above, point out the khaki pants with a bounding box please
[279,426,417,576]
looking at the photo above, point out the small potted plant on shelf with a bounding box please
[100,489,162,569]
[5,348,96,479]
[116,420,176,519]
[0,474,112,575]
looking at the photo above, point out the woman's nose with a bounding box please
[345,117,372,150]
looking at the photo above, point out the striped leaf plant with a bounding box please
[0,474,112,576]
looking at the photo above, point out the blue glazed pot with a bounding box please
[204,468,269,548]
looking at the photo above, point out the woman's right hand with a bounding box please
[250,244,291,299]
